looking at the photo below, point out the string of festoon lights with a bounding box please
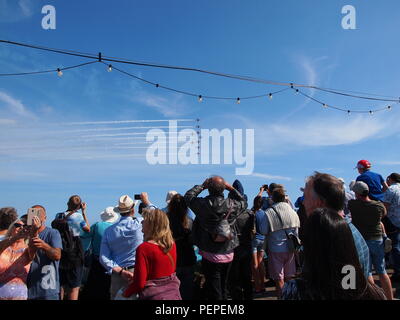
[1,39,399,115]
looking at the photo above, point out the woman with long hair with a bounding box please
[251,195,266,293]
[166,194,196,300]
[123,209,181,300]
[282,208,386,300]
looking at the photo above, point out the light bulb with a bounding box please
[268,93,273,100]
[323,104,328,108]
[347,110,351,115]
[198,95,203,103]
[369,110,373,115]
[236,98,241,104]
[108,65,112,72]
[57,68,63,77]
[388,105,392,110]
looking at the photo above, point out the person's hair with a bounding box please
[208,176,225,195]
[308,172,345,211]
[67,195,82,212]
[300,208,385,300]
[142,209,174,253]
[388,173,400,184]
[0,207,18,231]
[269,183,283,192]
[32,205,46,219]
[272,187,286,203]
[5,219,29,246]
[167,194,190,236]
[252,196,263,211]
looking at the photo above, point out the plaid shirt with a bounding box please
[346,216,370,279]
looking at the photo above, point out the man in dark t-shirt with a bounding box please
[348,182,393,299]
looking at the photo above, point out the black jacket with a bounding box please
[184,185,247,254]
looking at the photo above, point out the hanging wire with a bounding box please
[1,39,399,102]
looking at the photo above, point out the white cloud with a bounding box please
[0,91,37,119]
[251,172,292,181]
[18,0,33,17]
[226,112,400,154]
[0,118,16,125]
[134,91,190,117]
[378,161,400,166]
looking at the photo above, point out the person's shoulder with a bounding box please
[47,227,61,236]
[370,200,385,209]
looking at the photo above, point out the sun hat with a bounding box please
[115,195,135,214]
[100,207,120,223]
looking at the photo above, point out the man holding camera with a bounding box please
[184,176,247,300]
[53,195,90,300]
[26,205,62,300]
[100,192,155,299]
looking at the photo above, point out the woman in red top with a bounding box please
[123,209,181,300]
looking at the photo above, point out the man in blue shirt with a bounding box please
[27,205,62,300]
[100,192,155,300]
[355,159,388,202]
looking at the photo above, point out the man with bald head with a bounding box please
[185,175,247,300]
[27,205,62,300]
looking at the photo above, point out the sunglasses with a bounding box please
[14,223,25,228]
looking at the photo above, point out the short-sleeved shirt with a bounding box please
[383,183,400,228]
[88,221,113,257]
[27,227,63,300]
[348,199,385,240]
[56,212,87,237]
[255,209,266,241]
[356,171,385,201]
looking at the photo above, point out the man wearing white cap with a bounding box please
[100,193,155,299]
[81,207,120,300]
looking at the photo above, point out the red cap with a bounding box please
[356,160,371,169]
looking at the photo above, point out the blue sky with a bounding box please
[1,0,400,225]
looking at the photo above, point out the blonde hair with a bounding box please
[142,209,174,253]
[5,219,29,245]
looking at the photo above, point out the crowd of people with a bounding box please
[0,159,399,300]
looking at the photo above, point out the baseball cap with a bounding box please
[351,181,369,196]
[355,160,371,170]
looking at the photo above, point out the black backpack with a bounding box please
[51,213,84,270]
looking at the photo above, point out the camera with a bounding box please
[134,194,141,200]
[262,184,269,190]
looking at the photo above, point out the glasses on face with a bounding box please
[14,223,25,228]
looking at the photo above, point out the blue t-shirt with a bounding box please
[56,211,87,237]
[89,221,113,257]
[27,227,63,300]
[356,171,385,201]
[255,209,266,241]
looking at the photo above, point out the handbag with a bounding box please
[271,206,302,253]
[139,251,182,300]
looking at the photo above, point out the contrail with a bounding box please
[63,125,196,133]
[63,119,198,125]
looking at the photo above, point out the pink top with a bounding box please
[0,246,32,300]
[199,250,234,263]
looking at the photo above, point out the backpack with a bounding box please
[51,212,84,270]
